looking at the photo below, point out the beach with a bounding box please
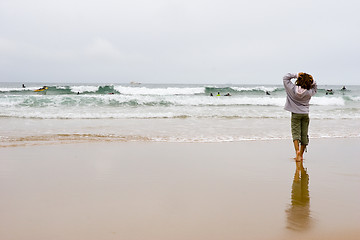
[1,82,359,239]
[1,139,359,240]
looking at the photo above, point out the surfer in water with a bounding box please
[37,86,48,91]
[283,72,317,162]
[326,89,333,95]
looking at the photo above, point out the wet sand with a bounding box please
[1,139,359,240]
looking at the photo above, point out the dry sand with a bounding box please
[1,138,359,240]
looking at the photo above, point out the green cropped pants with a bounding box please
[291,113,310,145]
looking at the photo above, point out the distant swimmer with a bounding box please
[210,93,213,96]
[341,86,346,91]
[266,91,271,95]
[217,92,221,96]
[224,92,231,96]
[326,89,333,95]
[22,84,26,88]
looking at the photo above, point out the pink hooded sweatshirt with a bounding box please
[283,73,317,114]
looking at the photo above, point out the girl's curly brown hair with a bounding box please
[296,73,314,90]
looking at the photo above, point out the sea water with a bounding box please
[1,82,359,146]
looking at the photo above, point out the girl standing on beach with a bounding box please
[283,73,317,161]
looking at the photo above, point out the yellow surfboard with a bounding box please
[34,87,48,92]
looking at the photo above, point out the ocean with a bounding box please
[1,82,359,146]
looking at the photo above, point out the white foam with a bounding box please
[232,86,278,92]
[1,104,360,120]
[56,86,67,90]
[0,87,40,92]
[89,94,286,107]
[169,96,285,106]
[70,85,99,93]
[0,96,23,107]
[311,97,345,106]
[205,85,278,92]
[114,86,205,95]
[349,96,360,102]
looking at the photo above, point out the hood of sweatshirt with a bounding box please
[295,86,307,98]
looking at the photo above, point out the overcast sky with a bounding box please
[1,0,359,84]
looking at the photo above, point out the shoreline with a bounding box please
[1,139,359,239]
[1,115,360,148]
[2,136,359,148]
[1,135,360,148]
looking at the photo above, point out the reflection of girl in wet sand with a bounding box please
[283,73,317,161]
[286,161,311,231]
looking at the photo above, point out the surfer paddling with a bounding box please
[283,73,317,162]
[35,86,48,92]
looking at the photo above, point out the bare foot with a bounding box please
[296,151,302,162]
